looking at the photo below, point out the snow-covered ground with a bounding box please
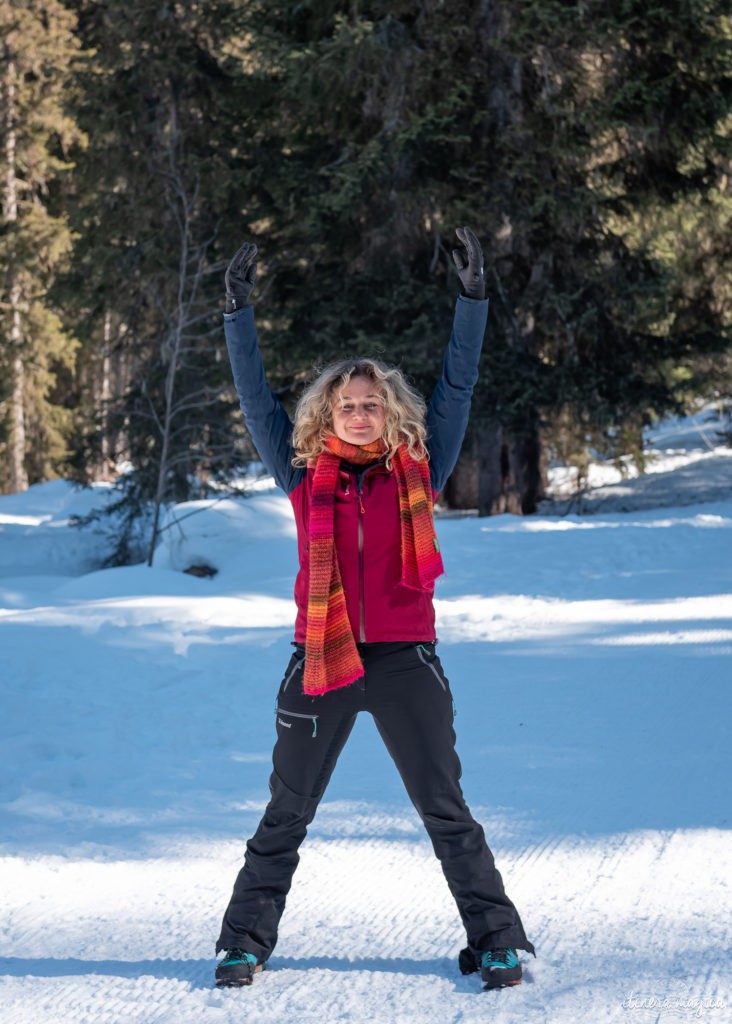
[1,422,731,1024]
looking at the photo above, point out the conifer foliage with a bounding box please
[0,0,82,491]
[226,0,731,513]
[0,1,730,545]
[62,0,254,561]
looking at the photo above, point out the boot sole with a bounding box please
[482,970,522,989]
[215,964,263,988]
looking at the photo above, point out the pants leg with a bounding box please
[364,642,534,955]
[216,649,360,961]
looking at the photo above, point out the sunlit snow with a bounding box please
[1,420,730,1023]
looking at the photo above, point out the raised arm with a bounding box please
[223,243,302,494]
[426,227,489,493]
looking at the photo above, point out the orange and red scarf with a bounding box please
[303,435,444,696]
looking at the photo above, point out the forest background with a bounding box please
[1,0,730,562]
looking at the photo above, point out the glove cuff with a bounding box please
[225,295,252,314]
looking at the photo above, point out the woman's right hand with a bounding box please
[225,242,258,313]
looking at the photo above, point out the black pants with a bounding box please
[216,642,534,961]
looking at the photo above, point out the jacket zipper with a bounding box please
[357,473,366,642]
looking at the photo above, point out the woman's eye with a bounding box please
[364,404,379,413]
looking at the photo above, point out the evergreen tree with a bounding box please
[221,0,732,513]
[5,0,728,522]
[61,0,258,559]
[0,0,82,492]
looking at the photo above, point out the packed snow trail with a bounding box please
[1,467,731,1023]
[1,830,729,1023]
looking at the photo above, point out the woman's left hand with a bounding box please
[452,227,485,300]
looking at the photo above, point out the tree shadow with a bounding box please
[0,952,502,990]
[0,957,212,990]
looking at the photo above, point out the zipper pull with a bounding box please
[358,494,365,514]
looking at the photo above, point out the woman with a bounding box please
[215,228,534,990]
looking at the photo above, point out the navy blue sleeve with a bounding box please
[224,306,303,494]
[426,295,489,492]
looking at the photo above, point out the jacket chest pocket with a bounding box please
[334,470,355,503]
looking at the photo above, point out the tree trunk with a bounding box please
[477,421,543,515]
[440,433,478,509]
[98,310,113,477]
[9,341,28,493]
[443,420,544,516]
[3,54,29,492]
[146,95,194,567]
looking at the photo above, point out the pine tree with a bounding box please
[0,0,82,492]
[61,0,258,560]
[220,0,732,513]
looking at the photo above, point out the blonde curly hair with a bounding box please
[291,358,428,468]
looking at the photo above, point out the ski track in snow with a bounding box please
[1,449,731,1023]
[1,832,730,1023]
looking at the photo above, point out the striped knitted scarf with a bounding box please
[303,434,445,696]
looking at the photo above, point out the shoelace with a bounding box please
[224,949,256,966]
[482,948,516,968]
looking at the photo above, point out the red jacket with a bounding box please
[290,461,439,643]
[224,297,488,641]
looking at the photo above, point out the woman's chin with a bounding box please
[346,431,377,444]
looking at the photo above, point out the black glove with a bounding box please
[451,226,485,300]
[225,242,258,313]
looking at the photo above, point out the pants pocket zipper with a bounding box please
[415,644,448,692]
[275,704,319,738]
[281,655,305,693]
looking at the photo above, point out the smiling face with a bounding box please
[331,374,386,446]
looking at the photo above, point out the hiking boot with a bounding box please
[215,949,262,987]
[480,948,522,988]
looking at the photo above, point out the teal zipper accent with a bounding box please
[282,655,305,693]
[275,704,319,738]
[415,644,448,692]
